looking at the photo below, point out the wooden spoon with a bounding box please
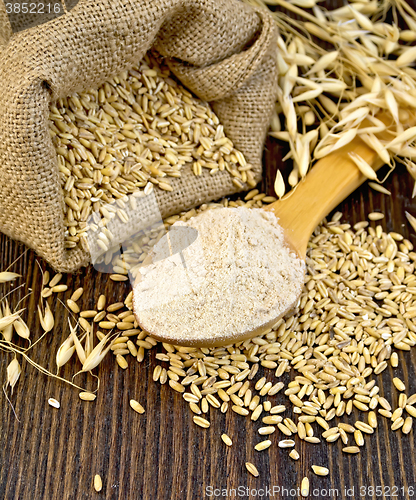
[265,131,388,260]
[133,119,395,347]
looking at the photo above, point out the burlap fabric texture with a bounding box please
[0,0,278,272]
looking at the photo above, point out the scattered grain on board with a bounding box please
[311,465,329,476]
[301,477,310,497]
[255,440,272,451]
[343,447,360,454]
[79,392,96,401]
[368,213,385,221]
[54,194,416,477]
[246,462,259,477]
[94,474,102,492]
[48,398,60,409]
[130,399,145,414]
[5,170,416,485]
[393,378,406,392]
[193,416,210,429]
[221,434,233,446]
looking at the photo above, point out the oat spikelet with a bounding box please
[56,335,76,369]
[289,0,317,8]
[283,64,297,98]
[368,182,391,195]
[386,126,416,149]
[38,302,54,333]
[405,159,416,181]
[81,333,115,372]
[349,6,373,31]
[405,211,416,233]
[284,96,297,137]
[396,46,416,67]
[321,80,347,93]
[384,89,399,124]
[288,167,299,187]
[269,131,291,141]
[359,133,390,165]
[6,358,21,392]
[348,152,378,180]
[306,51,338,76]
[401,30,416,42]
[315,129,357,159]
[1,301,14,342]
[303,22,332,42]
[0,310,21,331]
[336,107,369,129]
[0,272,21,284]
[69,320,86,365]
[292,87,322,103]
[85,327,94,357]
[13,318,30,340]
[270,112,281,132]
[274,170,285,199]
[298,139,310,178]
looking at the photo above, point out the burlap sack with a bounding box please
[0,0,278,272]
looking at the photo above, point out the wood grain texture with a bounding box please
[2,3,416,498]
[1,136,415,500]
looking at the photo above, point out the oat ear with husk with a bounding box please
[265,112,413,260]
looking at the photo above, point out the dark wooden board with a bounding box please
[1,135,416,500]
[2,2,416,498]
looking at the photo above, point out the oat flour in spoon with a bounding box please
[133,207,305,344]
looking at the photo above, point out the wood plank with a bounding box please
[1,135,415,499]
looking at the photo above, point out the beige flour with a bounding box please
[133,207,305,344]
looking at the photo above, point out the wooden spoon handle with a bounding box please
[265,135,386,259]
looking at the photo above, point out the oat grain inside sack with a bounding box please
[49,53,254,252]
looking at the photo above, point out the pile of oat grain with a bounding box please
[49,53,253,252]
